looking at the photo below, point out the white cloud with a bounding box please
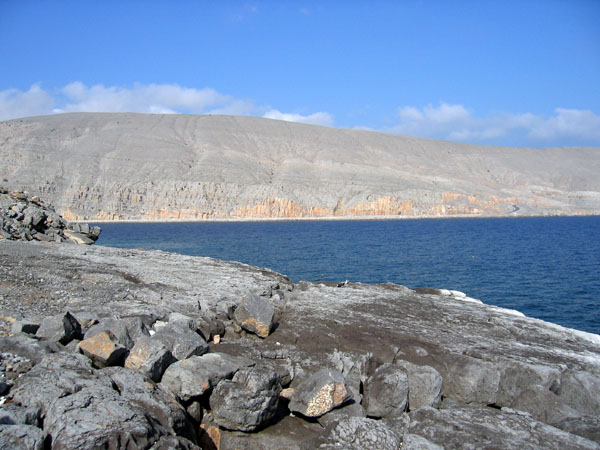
[0,84,55,120]
[391,103,600,146]
[60,82,231,114]
[263,109,333,127]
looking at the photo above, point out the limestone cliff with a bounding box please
[1,112,599,220]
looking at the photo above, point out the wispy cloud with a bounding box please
[391,102,600,146]
[263,109,333,126]
[58,82,233,115]
[0,83,331,128]
[0,82,255,120]
[0,84,55,121]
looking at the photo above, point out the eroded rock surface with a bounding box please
[0,240,599,449]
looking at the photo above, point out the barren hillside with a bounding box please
[1,112,599,220]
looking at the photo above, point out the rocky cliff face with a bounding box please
[1,113,599,220]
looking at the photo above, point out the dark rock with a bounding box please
[124,335,176,381]
[363,363,409,418]
[0,403,41,426]
[9,353,110,414]
[77,330,128,367]
[10,320,40,335]
[149,436,201,450]
[402,434,444,449]
[85,316,150,350]
[210,367,282,432]
[152,324,209,360]
[320,416,402,449]
[101,366,197,443]
[0,424,44,450]
[42,385,164,448]
[160,352,255,401]
[71,311,99,332]
[0,335,63,364]
[317,400,367,428]
[35,311,82,344]
[288,368,352,418]
[234,293,274,338]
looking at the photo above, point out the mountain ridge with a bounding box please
[1,112,599,220]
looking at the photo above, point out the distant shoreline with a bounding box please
[74,213,600,224]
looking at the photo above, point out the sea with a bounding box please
[92,216,600,335]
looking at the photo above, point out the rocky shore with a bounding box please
[0,188,101,244]
[1,203,599,448]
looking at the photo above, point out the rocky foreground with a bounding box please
[1,237,599,449]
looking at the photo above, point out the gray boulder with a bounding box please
[0,424,44,450]
[9,353,111,414]
[160,352,255,401]
[363,363,409,418]
[85,316,150,349]
[321,416,402,450]
[77,330,128,367]
[42,385,164,448]
[35,311,82,344]
[152,323,209,360]
[71,311,99,332]
[10,320,40,335]
[317,400,367,428]
[101,367,197,443]
[395,360,443,410]
[210,367,282,432]
[233,293,274,338]
[288,368,352,418]
[149,436,201,450]
[124,335,176,381]
[402,434,445,450]
[0,335,63,364]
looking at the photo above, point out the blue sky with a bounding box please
[1,1,599,147]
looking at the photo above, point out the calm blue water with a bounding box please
[93,217,600,335]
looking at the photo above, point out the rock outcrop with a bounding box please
[1,113,600,220]
[0,188,100,243]
[1,238,599,449]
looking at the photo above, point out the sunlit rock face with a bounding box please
[1,112,599,220]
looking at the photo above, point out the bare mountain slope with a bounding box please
[1,112,599,220]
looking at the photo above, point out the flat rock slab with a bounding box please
[160,352,255,401]
[407,406,600,450]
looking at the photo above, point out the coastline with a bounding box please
[75,212,600,224]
